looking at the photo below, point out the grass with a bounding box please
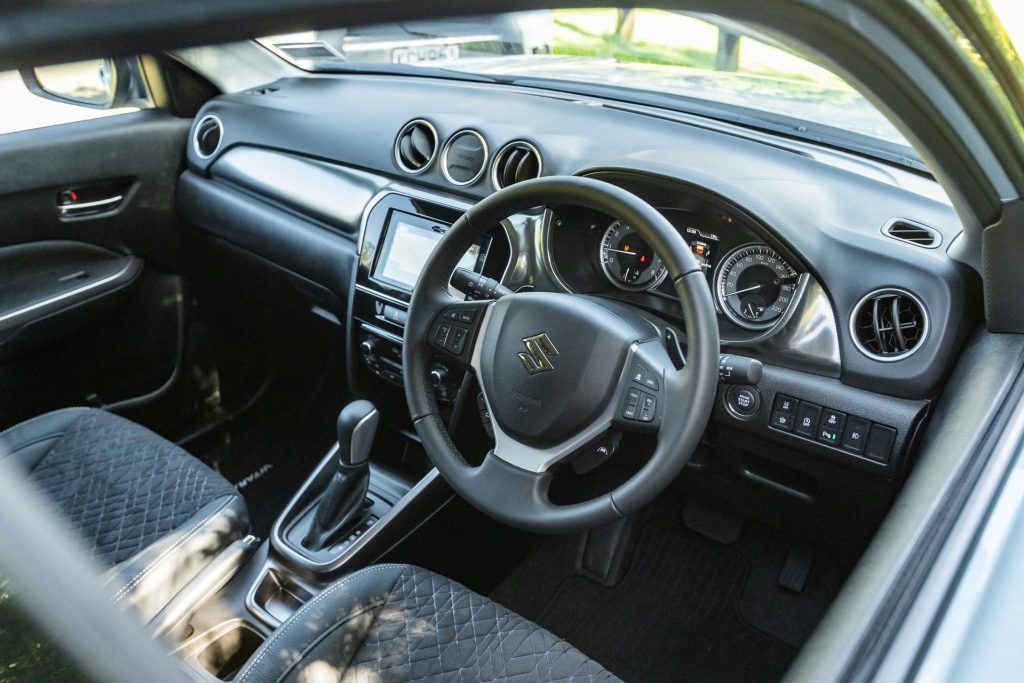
[551,9,840,85]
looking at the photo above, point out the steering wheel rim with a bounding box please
[404,176,720,533]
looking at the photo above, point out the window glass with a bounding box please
[0,67,141,136]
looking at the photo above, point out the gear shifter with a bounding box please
[303,400,379,552]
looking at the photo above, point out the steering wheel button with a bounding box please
[643,369,659,391]
[444,310,460,320]
[433,323,452,348]
[622,388,642,420]
[630,364,646,385]
[639,393,657,422]
[457,309,476,323]
[449,327,467,355]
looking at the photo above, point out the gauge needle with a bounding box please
[605,248,638,257]
[745,302,759,318]
[730,284,762,296]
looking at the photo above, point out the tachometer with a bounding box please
[714,244,798,329]
[599,220,667,291]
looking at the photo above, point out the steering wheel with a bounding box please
[403,176,719,533]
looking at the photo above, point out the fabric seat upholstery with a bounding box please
[0,407,248,620]
[236,563,620,683]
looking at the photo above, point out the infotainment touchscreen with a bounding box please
[372,210,487,291]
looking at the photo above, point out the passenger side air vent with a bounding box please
[394,119,438,174]
[883,219,941,248]
[193,114,223,159]
[491,141,542,189]
[851,289,928,361]
[441,130,488,186]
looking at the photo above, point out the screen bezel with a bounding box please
[370,209,491,293]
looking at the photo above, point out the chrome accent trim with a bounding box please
[354,284,407,309]
[849,287,929,362]
[471,306,636,473]
[347,408,380,466]
[392,118,438,176]
[0,260,137,324]
[192,114,223,160]
[713,242,798,331]
[440,129,488,187]
[59,195,123,216]
[726,274,842,378]
[490,140,543,191]
[359,321,403,345]
[882,217,942,249]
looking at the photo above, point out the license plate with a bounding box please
[392,44,460,64]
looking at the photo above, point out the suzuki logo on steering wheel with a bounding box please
[518,333,558,375]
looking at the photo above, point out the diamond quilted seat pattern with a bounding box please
[346,567,619,683]
[4,408,238,566]
[235,564,620,683]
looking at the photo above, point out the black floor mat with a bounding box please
[491,511,847,683]
[186,371,342,539]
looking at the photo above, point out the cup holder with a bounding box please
[195,621,264,681]
[249,567,313,626]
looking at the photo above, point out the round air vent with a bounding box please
[394,119,438,174]
[491,140,542,189]
[851,289,928,361]
[193,114,223,159]
[441,130,488,186]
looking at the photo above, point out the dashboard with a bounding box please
[177,72,981,496]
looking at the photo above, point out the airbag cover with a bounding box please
[479,293,635,447]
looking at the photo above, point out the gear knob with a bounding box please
[337,400,379,467]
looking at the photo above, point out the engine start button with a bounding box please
[726,385,761,419]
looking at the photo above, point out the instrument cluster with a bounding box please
[547,189,803,334]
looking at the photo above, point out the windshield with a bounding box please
[259,9,913,159]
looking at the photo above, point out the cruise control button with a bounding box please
[841,417,870,454]
[630,364,646,386]
[448,326,467,355]
[444,309,460,320]
[773,394,798,417]
[643,368,659,391]
[622,388,641,420]
[433,324,451,348]
[794,402,821,437]
[457,309,476,323]
[771,410,794,431]
[639,393,657,422]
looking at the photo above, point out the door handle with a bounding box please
[58,194,124,218]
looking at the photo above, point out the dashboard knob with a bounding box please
[429,365,448,386]
[360,337,380,357]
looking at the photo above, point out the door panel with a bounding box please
[0,110,191,428]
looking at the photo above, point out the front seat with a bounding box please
[0,407,248,621]
[236,564,619,683]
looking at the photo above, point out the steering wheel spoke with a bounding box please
[427,298,493,370]
[610,340,672,435]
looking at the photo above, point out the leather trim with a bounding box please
[105,495,248,623]
[236,563,408,683]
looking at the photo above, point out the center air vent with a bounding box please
[441,130,488,186]
[883,219,941,248]
[193,114,223,159]
[851,289,928,361]
[394,119,438,174]
[491,141,542,189]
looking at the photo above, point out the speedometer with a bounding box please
[599,220,667,292]
[714,244,798,330]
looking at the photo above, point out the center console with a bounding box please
[349,190,510,404]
